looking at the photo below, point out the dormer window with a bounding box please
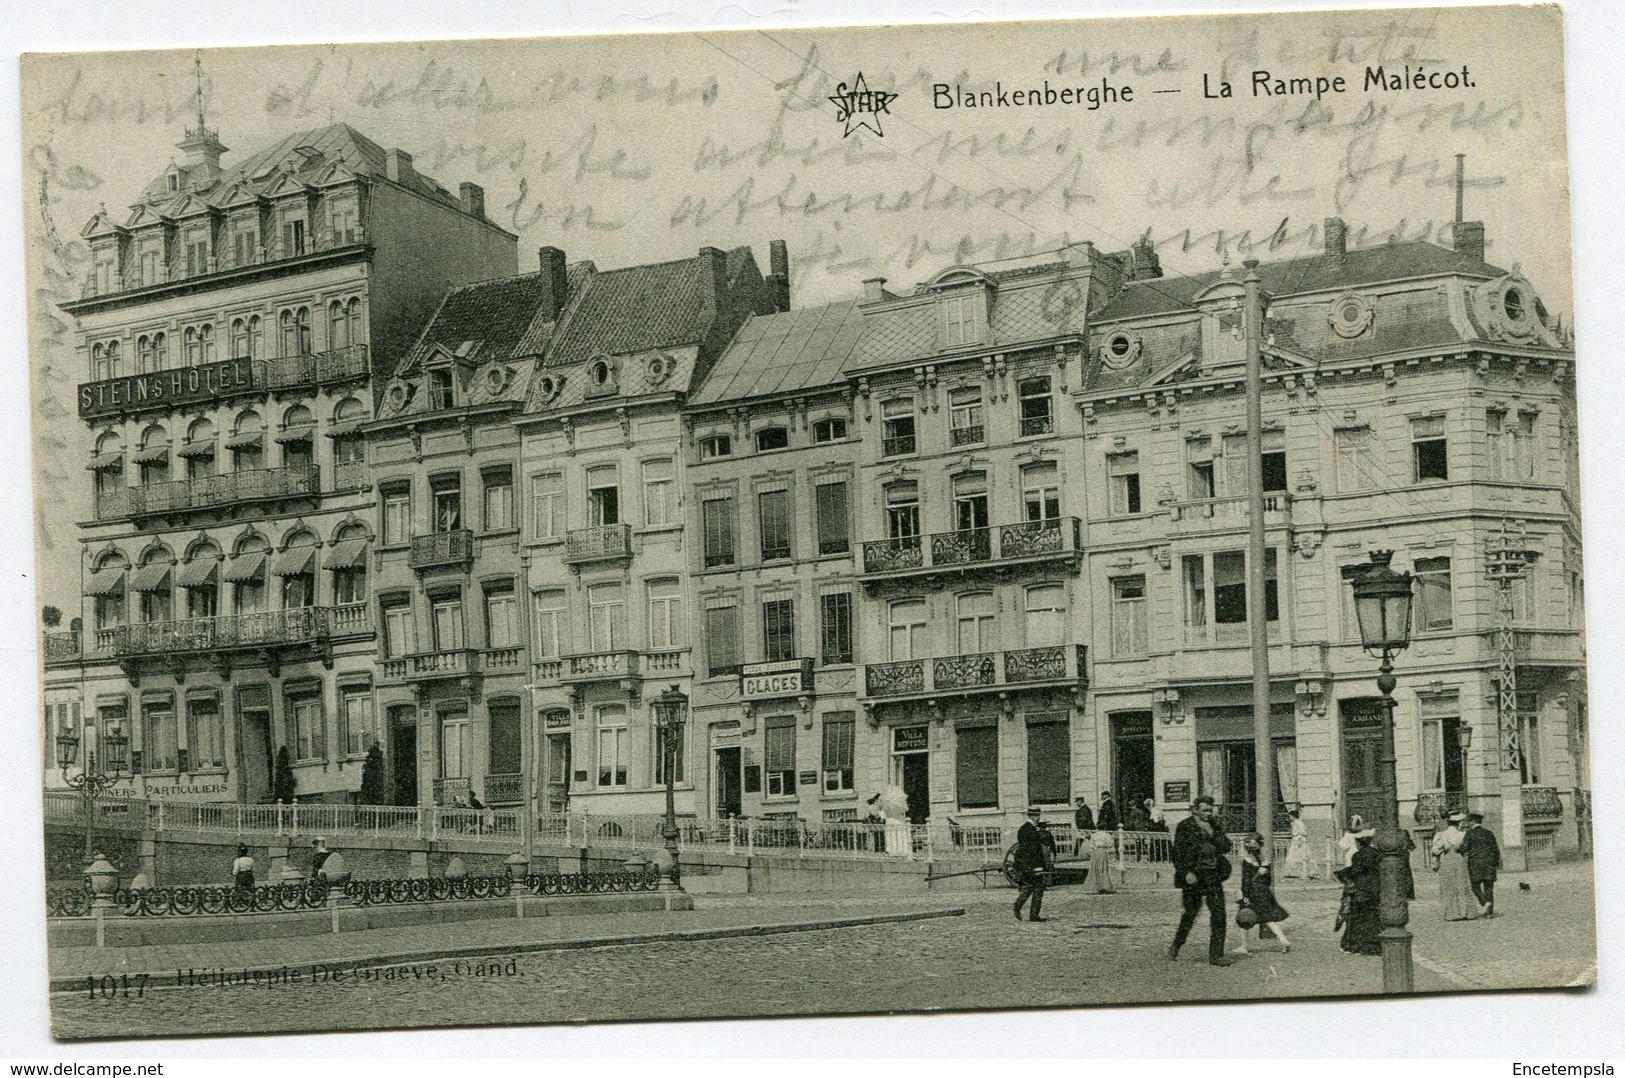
[586,357,618,397]
[939,289,987,348]
[428,367,455,410]
[754,427,789,453]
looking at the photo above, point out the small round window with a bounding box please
[1503,287,1525,322]
[1339,299,1363,323]
[1109,335,1132,357]
[591,361,610,386]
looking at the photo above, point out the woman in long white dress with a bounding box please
[1430,812,1480,921]
[1336,814,1365,870]
[1088,827,1117,893]
[1283,808,1313,879]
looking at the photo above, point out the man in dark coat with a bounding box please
[1168,795,1234,966]
[1097,791,1120,833]
[1012,806,1056,922]
[1463,811,1501,916]
[1073,796,1095,856]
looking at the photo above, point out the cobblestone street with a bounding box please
[50,862,1595,1039]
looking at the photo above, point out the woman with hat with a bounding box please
[1431,811,1480,920]
[1234,833,1291,954]
[1334,826,1382,955]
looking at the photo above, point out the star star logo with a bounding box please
[830,73,897,138]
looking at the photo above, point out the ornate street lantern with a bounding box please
[55,722,80,771]
[1344,549,1414,659]
[651,685,689,892]
[103,717,129,772]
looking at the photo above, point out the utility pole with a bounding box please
[1486,520,1539,871]
[1243,260,1275,849]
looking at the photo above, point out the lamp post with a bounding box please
[1341,549,1416,993]
[1457,724,1473,816]
[56,713,132,866]
[651,685,688,892]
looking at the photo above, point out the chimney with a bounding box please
[862,277,889,303]
[459,182,485,220]
[1454,220,1486,264]
[766,239,791,313]
[538,247,569,321]
[1130,236,1162,280]
[385,149,416,186]
[699,246,728,313]
[1064,240,1097,268]
[1324,217,1347,260]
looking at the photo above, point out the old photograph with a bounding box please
[18,3,1597,1041]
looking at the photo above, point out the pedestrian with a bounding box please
[1125,799,1150,834]
[311,837,331,878]
[1097,790,1120,833]
[1283,808,1314,879]
[865,793,886,853]
[1167,795,1234,966]
[1234,833,1290,954]
[1089,824,1117,893]
[231,844,255,893]
[1463,811,1501,917]
[1144,798,1168,832]
[468,788,493,833]
[1336,814,1365,869]
[1430,811,1480,921]
[1072,796,1094,856]
[1335,826,1382,955]
[1012,806,1054,922]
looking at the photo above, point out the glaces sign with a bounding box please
[739,658,812,700]
[79,357,258,419]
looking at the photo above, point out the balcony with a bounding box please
[94,490,128,521]
[863,645,1088,702]
[403,648,480,684]
[562,649,641,684]
[1480,628,1585,667]
[74,226,369,303]
[484,772,524,805]
[263,345,370,389]
[329,602,373,637]
[483,645,525,672]
[410,529,474,570]
[860,517,1082,583]
[432,776,471,807]
[332,460,368,492]
[127,465,321,518]
[110,606,332,658]
[1169,493,1293,535]
[43,631,82,664]
[564,523,633,565]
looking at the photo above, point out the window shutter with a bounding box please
[955,725,999,809]
[764,718,796,772]
[1026,716,1070,804]
[815,482,849,554]
[706,606,738,675]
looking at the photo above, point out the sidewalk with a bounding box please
[49,899,964,991]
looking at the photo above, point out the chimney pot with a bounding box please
[862,277,888,303]
[767,239,791,313]
[1454,220,1486,264]
[1130,236,1162,280]
[1324,217,1348,260]
[459,182,485,220]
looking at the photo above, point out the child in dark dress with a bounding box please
[1235,832,1291,954]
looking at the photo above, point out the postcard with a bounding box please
[20,4,1594,1040]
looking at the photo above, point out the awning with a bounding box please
[325,419,366,438]
[85,566,126,596]
[323,537,369,569]
[273,425,315,444]
[174,557,219,588]
[224,431,264,449]
[272,545,315,576]
[221,551,267,583]
[86,451,124,470]
[130,444,170,464]
[175,439,217,459]
[128,563,172,592]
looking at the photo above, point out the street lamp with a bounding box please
[56,714,132,866]
[1457,724,1473,815]
[651,685,689,892]
[1342,549,1416,993]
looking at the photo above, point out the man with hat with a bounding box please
[1073,796,1095,856]
[1168,795,1235,965]
[1462,811,1502,917]
[1012,806,1057,922]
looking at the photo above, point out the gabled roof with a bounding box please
[1093,240,1507,323]
[542,249,750,368]
[691,300,864,405]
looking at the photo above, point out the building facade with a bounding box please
[43,119,517,806]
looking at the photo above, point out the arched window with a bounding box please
[105,340,122,378]
[226,533,270,614]
[91,343,106,380]
[181,418,217,480]
[331,397,366,487]
[152,331,168,369]
[90,431,125,513]
[178,539,221,618]
[89,551,128,632]
[245,316,262,360]
[280,307,312,357]
[183,326,200,367]
[198,323,215,363]
[278,404,315,471]
[275,531,319,610]
[133,547,175,624]
[134,424,170,487]
[137,335,156,373]
[328,298,361,350]
[327,522,370,607]
[231,319,249,359]
[228,410,264,470]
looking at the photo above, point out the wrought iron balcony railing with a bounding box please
[864,645,1087,699]
[861,517,1081,578]
[263,344,370,388]
[332,460,368,492]
[564,523,634,564]
[950,424,984,446]
[433,776,471,807]
[127,465,319,517]
[484,773,524,805]
[111,606,332,657]
[409,529,474,570]
[43,631,82,663]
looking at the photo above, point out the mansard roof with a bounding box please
[691,300,865,405]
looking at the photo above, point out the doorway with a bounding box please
[544,733,571,814]
[898,752,929,823]
[1340,699,1387,828]
[236,693,271,803]
[1111,711,1156,813]
[714,746,742,818]
[390,706,418,807]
